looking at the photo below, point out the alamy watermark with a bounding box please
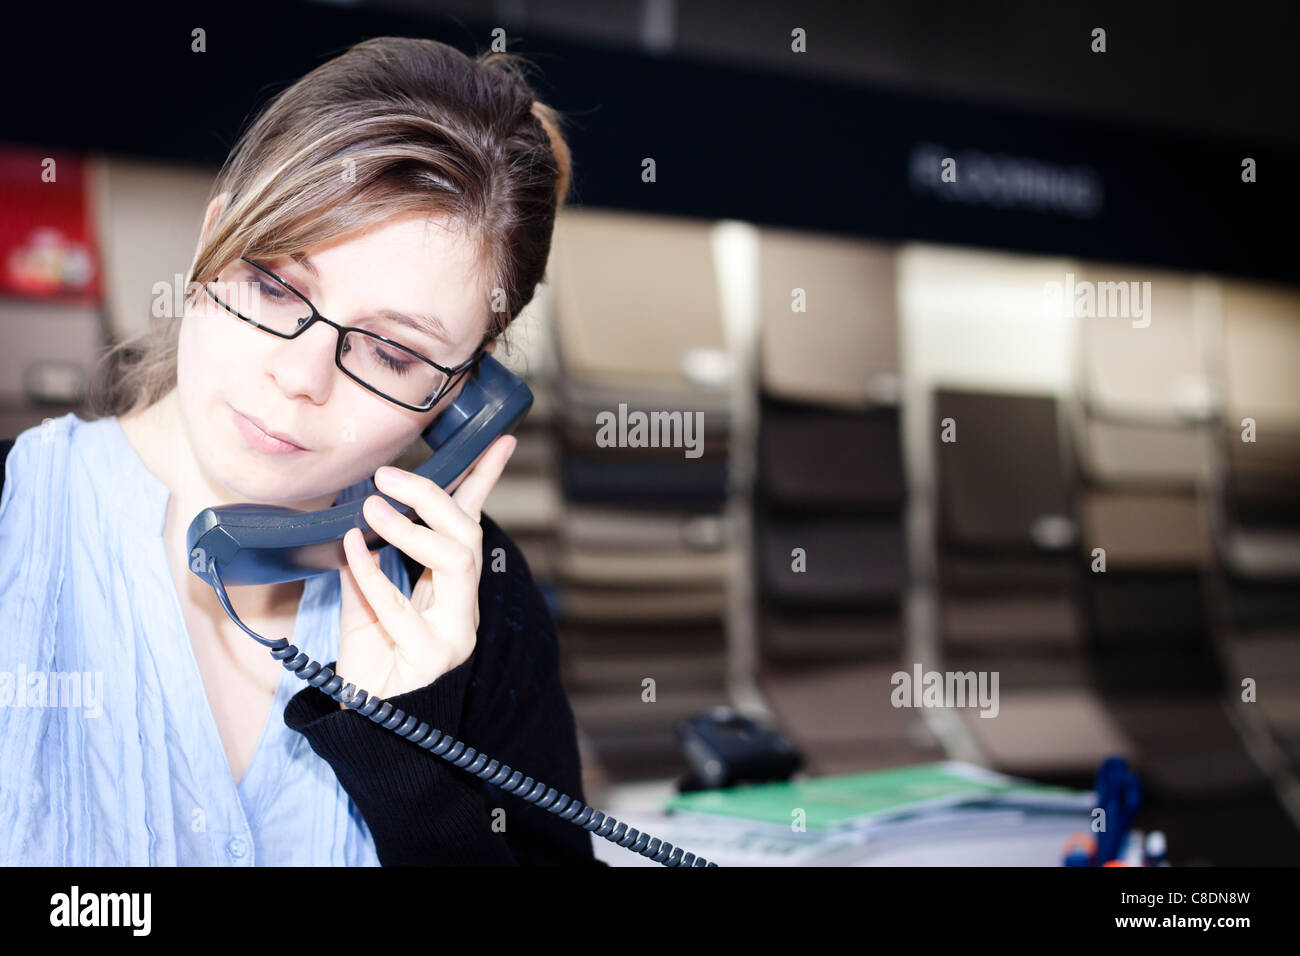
[1042,272,1151,328]
[891,664,1000,718]
[595,403,704,459]
[0,665,103,717]
[151,273,262,319]
[50,886,150,936]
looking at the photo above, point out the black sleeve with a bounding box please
[462,515,604,867]
[284,513,605,868]
[283,646,517,866]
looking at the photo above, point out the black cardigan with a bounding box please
[283,512,607,867]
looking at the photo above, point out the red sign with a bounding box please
[0,145,101,301]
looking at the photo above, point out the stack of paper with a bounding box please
[597,762,1105,867]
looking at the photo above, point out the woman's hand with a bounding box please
[334,434,517,708]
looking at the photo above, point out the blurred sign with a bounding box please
[908,142,1104,219]
[0,146,100,301]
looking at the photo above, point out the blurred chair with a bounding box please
[1213,279,1300,777]
[750,231,940,774]
[758,230,899,409]
[546,208,735,779]
[1075,265,1214,425]
[1077,489,1220,695]
[1066,269,1277,815]
[933,388,1127,776]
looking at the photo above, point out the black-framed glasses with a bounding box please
[202,257,487,412]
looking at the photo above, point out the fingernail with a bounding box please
[375,466,407,489]
[368,495,400,522]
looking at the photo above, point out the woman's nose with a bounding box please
[264,319,340,404]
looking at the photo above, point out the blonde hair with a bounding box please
[91,36,571,419]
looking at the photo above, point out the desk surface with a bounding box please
[590,778,1135,867]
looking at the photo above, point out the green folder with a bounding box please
[665,762,1084,830]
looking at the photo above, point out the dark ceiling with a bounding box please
[1,0,1293,282]
[358,0,1299,149]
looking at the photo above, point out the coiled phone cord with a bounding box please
[202,559,718,867]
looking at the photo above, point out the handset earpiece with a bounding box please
[410,354,532,490]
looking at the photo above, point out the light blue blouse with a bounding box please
[0,412,413,865]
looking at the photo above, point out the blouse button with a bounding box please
[227,837,248,859]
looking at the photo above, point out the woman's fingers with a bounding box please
[371,434,515,547]
[342,435,515,686]
[360,495,479,622]
[374,463,482,561]
[450,434,517,523]
[340,526,446,671]
[337,547,402,706]
[338,532,380,637]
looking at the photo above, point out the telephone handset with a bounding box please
[186,354,533,587]
[185,355,716,867]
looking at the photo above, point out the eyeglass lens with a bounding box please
[208,261,451,408]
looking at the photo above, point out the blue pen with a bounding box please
[1094,757,1142,865]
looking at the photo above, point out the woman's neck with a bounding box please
[118,390,317,620]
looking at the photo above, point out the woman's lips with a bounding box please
[230,405,310,455]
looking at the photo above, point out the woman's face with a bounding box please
[176,212,492,506]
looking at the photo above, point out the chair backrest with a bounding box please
[934,389,1074,552]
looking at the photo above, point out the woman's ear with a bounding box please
[190,191,231,277]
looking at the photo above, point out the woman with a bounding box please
[0,37,600,866]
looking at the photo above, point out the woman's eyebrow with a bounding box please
[289,251,452,343]
[377,308,453,344]
[289,251,319,276]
